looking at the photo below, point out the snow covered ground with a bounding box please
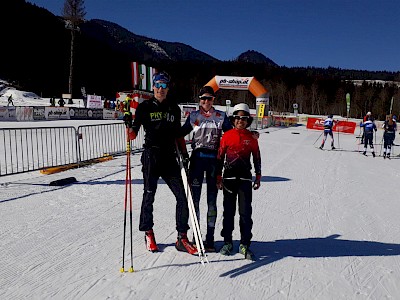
[0,86,85,108]
[1,121,400,299]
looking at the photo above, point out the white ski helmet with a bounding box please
[232,103,250,115]
[230,103,253,128]
[367,111,372,116]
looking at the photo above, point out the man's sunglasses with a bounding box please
[233,115,250,121]
[154,82,168,89]
[199,96,214,101]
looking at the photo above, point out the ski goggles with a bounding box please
[233,115,250,121]
[154,82,168,89]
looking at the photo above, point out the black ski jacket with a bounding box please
[131,97,182,152]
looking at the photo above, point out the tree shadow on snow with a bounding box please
[219,234,400,278]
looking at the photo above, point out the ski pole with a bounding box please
[313,131,323,145]
[175,142,208,265]
[120,128,134,273]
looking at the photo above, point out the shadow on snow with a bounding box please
[219,234,400,278]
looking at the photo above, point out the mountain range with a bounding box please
[1,0,399,117]
[1,0,277,100]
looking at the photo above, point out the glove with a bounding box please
[253,174,261,190]
[374,128,377,132]
[216,175,223,190]
[128,128,136,140]
[182,152,190,170]
[123,112,132,128]
[251,130,260,140]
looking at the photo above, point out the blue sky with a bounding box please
[28,0,400,72]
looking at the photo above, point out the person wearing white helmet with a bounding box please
[360,115,377,157]
[216,103,262,260]
[361,111,372,143]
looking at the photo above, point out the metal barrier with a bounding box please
[0,123,146,177]
[0,126,78,176]
[0,119,205,177]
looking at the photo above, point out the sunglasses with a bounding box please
[154,82,168,89]
[199,96,214,101]
[233,115,250,121]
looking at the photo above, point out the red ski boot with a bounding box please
[175,232,198,255]
[145,229,159,252]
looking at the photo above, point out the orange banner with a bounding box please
[306,117,356,134]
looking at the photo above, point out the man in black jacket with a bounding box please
[126,71,197,255]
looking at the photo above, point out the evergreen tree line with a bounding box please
[165,62,400,120]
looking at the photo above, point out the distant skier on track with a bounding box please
[360,116,377,157]
[319,114,336,150]
[382,114,397,159]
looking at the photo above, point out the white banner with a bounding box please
[87,95,102,109]
[256,97,269,105]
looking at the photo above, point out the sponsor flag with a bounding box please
[346,93,350,117]
[390,96,394,114]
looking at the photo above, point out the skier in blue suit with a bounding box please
[319,115,336,150]
[360,117,377,157]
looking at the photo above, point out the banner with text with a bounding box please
[306,117,356,134]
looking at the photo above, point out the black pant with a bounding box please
[364,132,374,149]
[383,132,395,152]
[221,177,253,246]
[139,147,189,233]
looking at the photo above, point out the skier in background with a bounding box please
[360,116,377,156]
[7,95,14,106]
[319,114,336,150]
[361,111,372,143]
[58,97,65,107]
[382,114,397,159]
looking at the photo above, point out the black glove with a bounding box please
[182,152,190,171]
[123,112,132,128]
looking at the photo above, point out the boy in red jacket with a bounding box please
[216,103,262,260]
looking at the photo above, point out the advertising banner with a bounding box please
[214,76,252,90]
[103,109,119,120]
[16,107,34,121]
[0,107,16,121]
[33,107,46,120]
[306,117,356,134]
[45,107,70,120]
[87,109,103,120]
[87,95,102,109]
[69,108,89,119]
